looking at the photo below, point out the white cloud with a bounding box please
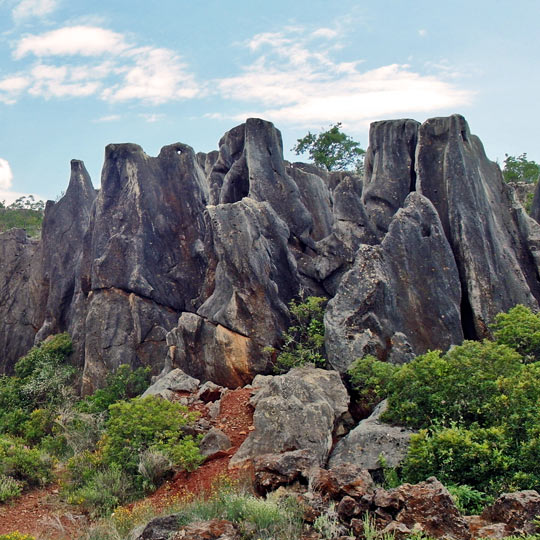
[311,28,339,39]
[101,47,201,104]
[93,114,121,123]
[0,158,13,190]
[214,27,474,128]
[3,25,202,105]
[418,29,427,37]
[13,0,58,20]
[0,75,30,103]
[14,26,130,58]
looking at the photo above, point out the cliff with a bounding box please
[1,114,539,391]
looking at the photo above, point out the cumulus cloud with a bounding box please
[14,26,129,58]
[4,25,202,105]
[12,0,58,20]
[0,158,13,190]
[214,27,474,127]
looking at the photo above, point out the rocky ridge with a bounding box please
[1,114,540,391]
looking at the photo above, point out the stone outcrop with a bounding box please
[328,400,414,471]
[416,114,540,338]
[325,192,463,369]
[0,229,39,372]
[2,114,540,389]
[230,366,349,466]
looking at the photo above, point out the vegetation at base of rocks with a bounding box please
[503,153,540,184]
[292,122,365,173]
[80,476,304,540]
[63,395,203,516]
[77,364,151,415]
[0,196,45,237]
[348,304,540,505]
[271,296,327,374]
[446,484,495,515]
[0,335,201,513]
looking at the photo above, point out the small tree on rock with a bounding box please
[292,123,365,173]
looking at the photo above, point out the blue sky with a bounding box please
[0,0,539,202]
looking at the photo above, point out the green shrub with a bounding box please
[447,484,494,515]
[0,474,23,503]
[102,396,202,477]
[0,435,53,487]
[273,296,327,373]
[78,364,151,415]
[492,304,540,361]
[383,341,523,429]
[348,355,396,412]
[73,466,136,517]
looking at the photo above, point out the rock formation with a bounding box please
[1,114,539,388]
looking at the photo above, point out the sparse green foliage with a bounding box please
[292,122,365,173]
[503,153,540,184]
[77,364,151,415]
[273,296,327,373]
[447,484,495,515]
[348,355,396,412]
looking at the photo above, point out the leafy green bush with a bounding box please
[102,396,202,476]
[0,474,23,503]
[348,355,396,412]
[0,435,53,488]
[492,304,540,361]
[382,341,523,429]
[273,296,327,373]
[77,364,151,415]
[0,333,74,438]
[447,484,494,515]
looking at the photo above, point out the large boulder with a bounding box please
[230,366,349,466]
[417,114,540,338]
[328,400,413,471]
[325,192,463,370]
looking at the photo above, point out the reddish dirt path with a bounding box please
[0,387,255,538]
[0,484,88,538]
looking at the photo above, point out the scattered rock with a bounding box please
[253,449,319,494]
[311,464,374,500]
[481,490,540,535]
[199,428,232,459]
[142,368,200,400]
[328,400,414,471]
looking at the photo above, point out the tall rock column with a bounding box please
[416,114,540,337]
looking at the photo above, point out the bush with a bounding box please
[273,296,327,373]
[348,355,396,412]
[77,364,151,415]
[382,341,523,429]
[0,474,23,503]
[447,484,494,515]
[102,396,202,477]
[0,435,53,488]
[492,304,540,361]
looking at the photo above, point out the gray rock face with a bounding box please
[199,428,232,458]
[417,114,540,337]
[363,119,419,237]
[0,229,39,373]
[329,400,414,470]
[34,160,97,367]
[325,192,463,370]
[230,366,349,466]
[3,114,540,394]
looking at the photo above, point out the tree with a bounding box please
[292,122,365,173]
[502,153,540,184]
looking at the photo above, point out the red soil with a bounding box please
[0,387,255,538]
